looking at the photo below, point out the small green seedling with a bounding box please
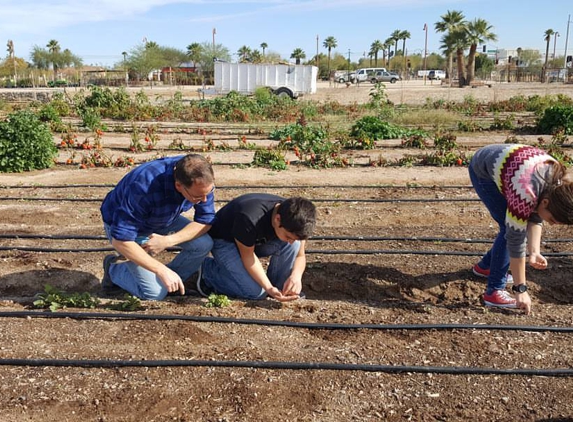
[33,284,100,312]
[205,293,231,308]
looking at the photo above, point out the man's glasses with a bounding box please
[182,185,215,202]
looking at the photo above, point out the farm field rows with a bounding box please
[1,85,573,421]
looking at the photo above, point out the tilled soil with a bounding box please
[1,132,573,421]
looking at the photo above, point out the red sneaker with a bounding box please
[483,290,517,308]
[472,264,513,284]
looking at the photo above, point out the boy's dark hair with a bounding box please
[174,154,214,187]
[277,197,316,240]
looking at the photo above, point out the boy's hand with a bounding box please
[267,286,299,302]
[529,252,547,270]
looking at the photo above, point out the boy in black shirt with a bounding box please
[199,194,316,302]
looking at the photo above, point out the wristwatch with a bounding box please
[512,284,528,293]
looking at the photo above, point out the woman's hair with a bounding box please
[277,197,317,239]
[174,154,214,187]
[542,161,573,224]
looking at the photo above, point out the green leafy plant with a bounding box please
[252,147,288,171]
[350,116,408,142]
[205,293,231,308]
[33,284,100,312]
[0,110,58,172]
[110,294,142,311]
[433,131,458,151]
[537,105,573,135]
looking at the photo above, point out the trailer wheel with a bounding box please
[274,87,294,99]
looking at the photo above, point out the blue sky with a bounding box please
[1,0,572,67]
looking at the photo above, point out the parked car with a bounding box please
[370,70,400,84]
[353,67,387,83]
[332,70,355,83]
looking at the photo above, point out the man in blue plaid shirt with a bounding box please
[100,154,215,300]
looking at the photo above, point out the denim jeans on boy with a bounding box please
[104,216,213,300]
[201,238,301,299]
[469,165,511,294]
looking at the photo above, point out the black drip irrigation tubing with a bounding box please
[1,245,573,257]
[0,358,572,376]
[0,184,474,190]
[1,311,572,376]
[2,310,573,333]
[2,234,573,245]
[0,197,480,203]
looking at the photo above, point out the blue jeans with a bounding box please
[469,165,510,293]
[202,238,301,299]
[104,216,213,300]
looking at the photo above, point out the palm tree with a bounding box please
[186,43,202,68]
[237,45,251,62]
[46,39,60,81]
[323,36,337,77]
[435,10,466,81]
[390,29,402,61]
[383,38,394,67]
[290,48,306,65]
[370,40,383,67]
[260,42,268,58]
[400,30,411,71]
[441,29,468,86]
[543,29,555,82]
[465,18,497,85]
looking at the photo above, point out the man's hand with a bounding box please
[157,266,185,296]
[141,234,170,256]
[515,291,531,315]
[529,252,547,270]
[266,286,299,302]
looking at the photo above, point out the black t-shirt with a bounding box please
[209,193,283,246]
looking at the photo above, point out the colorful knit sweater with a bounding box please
[470,144,555,258]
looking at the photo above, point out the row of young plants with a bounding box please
[1,85,573,172]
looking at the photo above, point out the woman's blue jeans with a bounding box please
[469,165,511,294]
[201,238,301,300]
[104,216,213,300]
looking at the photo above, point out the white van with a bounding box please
[352,67,387,83]
[428,70,446,80]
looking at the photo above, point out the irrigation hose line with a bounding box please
[2,245,573,257]
[0,184,474,190]
[2,234,573,244]
[0,197,481,203]
[0,357,572,377]
[1,311,572,376]
[3,310,573,333]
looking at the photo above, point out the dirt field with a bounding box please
[1,83,573,421]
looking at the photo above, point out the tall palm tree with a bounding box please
[323,36,337,76]
[260,42,268,58]
[290,48,306,65]
[390,29,402,61]
[237,45,251,62]
[186,43,202,68]
[543,29,555,82]
[465,18,497,85]
[441,29,468,86]
[400,30,411,71]
[46,39,60,81]
[370,40,384,67]
[435,10,466,81]
[383,38,394,67]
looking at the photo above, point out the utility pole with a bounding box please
[316,34,319,68]
[564,15,571,81]
[423,23,428,85]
